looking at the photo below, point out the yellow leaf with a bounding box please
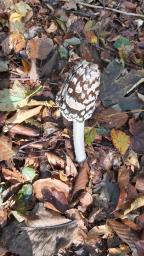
[84,31,98,44]
[111,129,130,155]
[123,195,144,216]
[9,12,22,22]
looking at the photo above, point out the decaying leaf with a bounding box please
[33,178,70,212]
[78,191,93,212]
[6,106,42,124]
[122,195,144,216]
[108,220,138,256]
[72,161,89,200]
[0,207,8,227]
[45,152,65,169]
[65,155,77,177]
[2,168,25,184]
[0,206,83,256]
[26,37,54,59]
[129,119,144,154]
[111,129,130,155]
[0,135,14,161]
[96,108,128,129]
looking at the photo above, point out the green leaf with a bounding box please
[63,37,81,47]
[0,81,42,112]
[15,184,33,213]
[58,46,68,59]
[84,127,96,145]
[84,20,96,32]
[114,36,130,49]
[22,166,37,182]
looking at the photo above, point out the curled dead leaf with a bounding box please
[45,152,65,169]
[108,220,138,256]
[2,168,25,184]
[72,160,89,200]
[33,178,70,212]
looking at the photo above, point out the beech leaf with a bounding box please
[0,136,14,161]
[111,129,130,155]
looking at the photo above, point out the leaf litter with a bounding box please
[1,0,144,255]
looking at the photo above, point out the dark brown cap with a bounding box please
[56,60,100,122]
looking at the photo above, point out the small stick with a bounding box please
[62,0,144,19]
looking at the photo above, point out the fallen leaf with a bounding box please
[135,174,144,192]
[96,108,128,129]
[114,36,131,49]
[108,220,138,256]
[46,21,58,33]
[65,155,77,177]
[6,106,42,124]
[0,211,82,256]
[129,119,144,154]
[21,166,37,182]
[14,184,34,213]
[33,178,70,212]
[6,124,40,137]
[84,127,96,145]
[2,168,25,184]
[111,129,130,155]
[72,161,89,200]
[84,31,98,44]
[87,224,112,239]
[0,207,8,227]
[0,135,14,161]
[78,191,93,212]
[10,32,26,52]
[63,37,81,47]
[121,195,144,216]
[14,1,31,17]
[135,240,144,256]
[45,152,65,169]
[26,37,54,60]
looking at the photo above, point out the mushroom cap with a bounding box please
[56,60,100,122]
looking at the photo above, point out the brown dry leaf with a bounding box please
[72,161,89,200]
[33,178,70,212]
[96,108,128,129]
[87,224,112,240]
[108,220,138,255]
[26,37,54,60]
[122,219,140,231]
[7,124,40,137]
[0,135,14,161]
[111,129,130,155]
[6,106,42,124]
[45,152,65,169]
[122,195,144,216]
[46,21,58,33]
[129,119,144,154]
[21,59,31,73]
[78,191,93,213]
[10,32,26,52]
[65,155,77,177]
[2,168,25,184]
[135,240,144,256]
[116,166,129,209]
[125,149,140,171]
[135,175,144,192]
[0,207,8,227]
[1,206,83,256]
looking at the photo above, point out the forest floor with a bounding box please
[0,0,144,255]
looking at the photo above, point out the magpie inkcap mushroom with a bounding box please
[56,60,100,163]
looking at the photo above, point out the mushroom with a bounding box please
[56,60,100,163]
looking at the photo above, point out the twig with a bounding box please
[62,0,144,19]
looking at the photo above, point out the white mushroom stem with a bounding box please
[73,120,86,163]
